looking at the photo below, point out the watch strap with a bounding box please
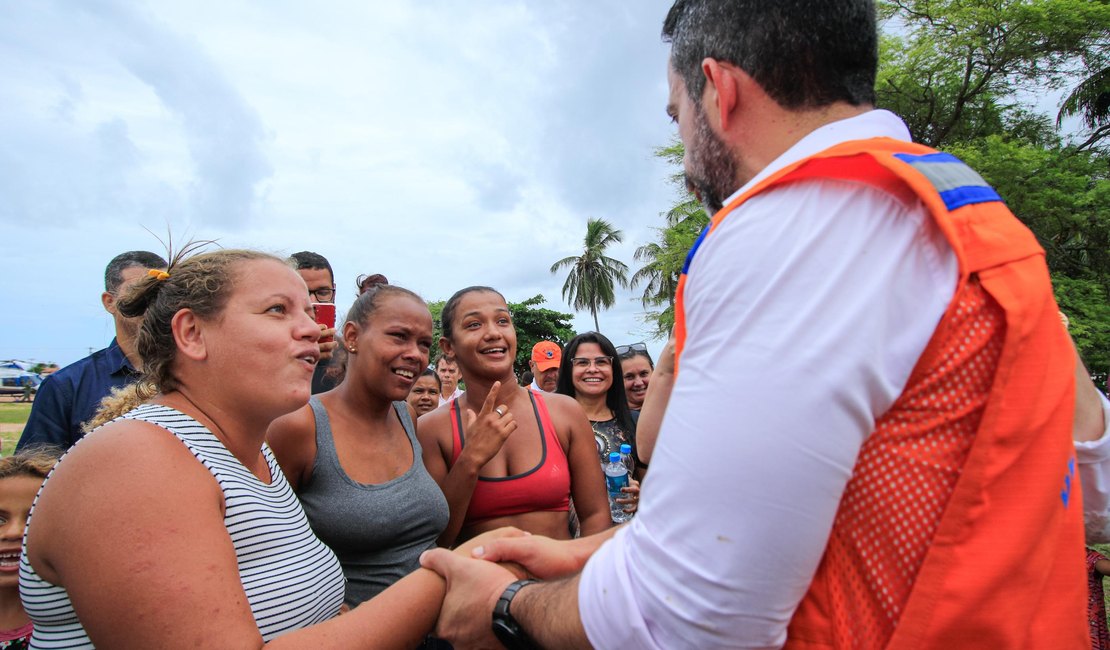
[492,579,539,649]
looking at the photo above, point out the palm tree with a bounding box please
[550,217,630,332]
[631,240,674,309]
[1058,65,1110,150]
[630,240,678,339]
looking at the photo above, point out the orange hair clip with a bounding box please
[148,269,170,281]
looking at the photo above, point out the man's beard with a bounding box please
[684,103,739,215]
[119,315,143,340]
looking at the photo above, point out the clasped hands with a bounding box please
[421,527,592,648]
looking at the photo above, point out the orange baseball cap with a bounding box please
[531,341,562,372]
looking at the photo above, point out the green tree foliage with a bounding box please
[877,0,1110,148]
[508,295,577,378]
[550,217,630,332]
[1053,276,1110,382]
[1057,0,1110,149]
[945,136,1110,281]
[876,0,1110,368]
[632,210,708,336]
[632,140,708,337]
[427,299,446,364]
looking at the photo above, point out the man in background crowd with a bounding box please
[289,251,339,394]
[18,250,167,451]
[528,340,561,392]
[436,355,463,405]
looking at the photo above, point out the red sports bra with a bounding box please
[450,389,571,524]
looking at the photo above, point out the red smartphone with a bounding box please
[312,303,336,343]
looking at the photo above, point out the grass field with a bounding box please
[0,402,31,456]
[0,402,32,424]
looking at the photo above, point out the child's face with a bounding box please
[0,476,43,589]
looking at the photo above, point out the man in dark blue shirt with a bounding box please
[18,250,168,451]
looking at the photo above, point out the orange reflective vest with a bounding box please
[673,137,1085,648]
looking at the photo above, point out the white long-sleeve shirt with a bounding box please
[578,110,960,648]
[1075,391,1110,543]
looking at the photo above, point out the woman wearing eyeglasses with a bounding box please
[556,333,644,520]
[417,286,612,546]
[617,342,654,412]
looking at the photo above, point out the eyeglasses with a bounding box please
[309,287,336,302]
[571,356,613,369]
[615,342,647,357]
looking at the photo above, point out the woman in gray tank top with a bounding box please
[268,285,449,607]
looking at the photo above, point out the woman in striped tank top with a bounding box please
[18,248,492,649]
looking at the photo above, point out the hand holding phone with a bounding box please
[312,303,336,344]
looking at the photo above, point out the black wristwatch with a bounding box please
[491,578,539,650]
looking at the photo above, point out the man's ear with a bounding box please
[101,291,116,315]
[702,58,741,132]
[172,309,208,362]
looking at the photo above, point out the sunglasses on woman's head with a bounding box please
[616,342,647,357]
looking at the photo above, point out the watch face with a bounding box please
[492,618,523,649]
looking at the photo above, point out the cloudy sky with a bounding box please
[1,0,682,367]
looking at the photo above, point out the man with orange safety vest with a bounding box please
[419,2,1109,648]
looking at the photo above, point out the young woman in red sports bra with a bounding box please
[417,286,611,545]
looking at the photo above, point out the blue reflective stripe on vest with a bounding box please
[893,152,1003,210]
[681,224,711,275]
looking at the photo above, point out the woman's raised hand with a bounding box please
[461,381,518,467]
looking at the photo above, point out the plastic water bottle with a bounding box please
[604,452,632,523]
[619,443,634,474]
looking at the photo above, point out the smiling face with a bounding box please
[198,259,322,420]
[407,374,441,417]
[441,290,516,382]
[570,342,613,399]
[622,355,653,409]
[345,294,434,403]
[0,475,44,588]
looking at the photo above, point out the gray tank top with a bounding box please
[298,397,449,606]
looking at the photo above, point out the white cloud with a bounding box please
[0,0,679,367]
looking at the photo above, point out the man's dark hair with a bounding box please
[662,0,877,110]
[288,251,334,284]
[104,251,168,294]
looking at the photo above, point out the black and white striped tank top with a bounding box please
[19,404,346,648]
